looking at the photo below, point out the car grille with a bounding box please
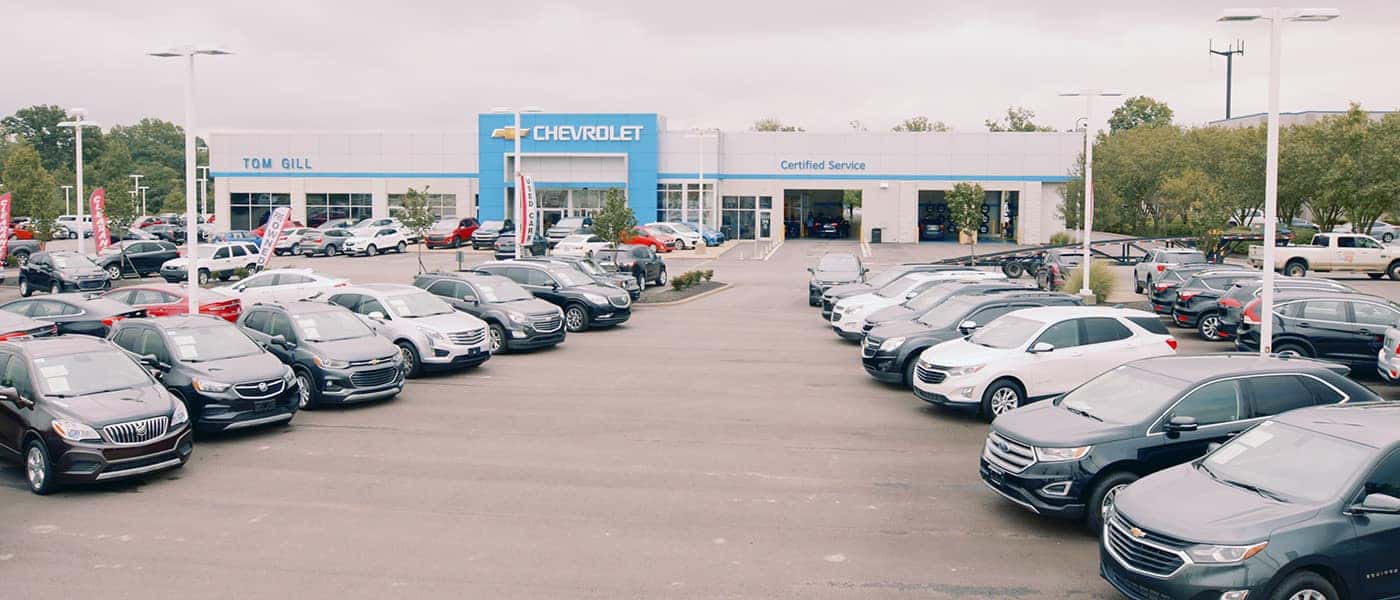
[103,416,169,445]
[983,431,1036,473]
[351,366,400,387]
[234,378,286,399]
[862,337,881,358]
[861,320,877,334]
[1104,516,1189,578]
[348,354,397,368]
[915,363,948,384]
[609,295,630,308]
[531,313,563,333]
[78,279,107,290]
[447,328,487,345]
[831,311,843,323]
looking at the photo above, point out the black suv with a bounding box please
[820,264,973,320]
[1147,264,1217,315]
[519,256,641,300]
[1216,278,1353,339]
[413,271,567,353]
[808,253,865,306]
[593,244,667,288]
[96,240,180,280]
[860,281,1032,336]
[471,220,514,250]
[1103,402,1400,600]
[1236,290,1400,371]
[236,302,403,409]
[981,354,1372,532]
[0,336,193,494]
[110,315,299,432]
[475,261,632,332]
[1170,269,1260,340]
[1035,248,1084,291]
[862,291,1081,386]
[18,251,111,296]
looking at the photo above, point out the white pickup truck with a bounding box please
[1250,232,1400,279]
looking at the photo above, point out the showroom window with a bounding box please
[388,193,457,220]
[305,193,372,228]
[655,183,714,224]
[229,193,291,230]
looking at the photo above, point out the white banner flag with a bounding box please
[518,173,536,246]
[256,207,291,270]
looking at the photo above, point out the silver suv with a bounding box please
[325,284,492,377]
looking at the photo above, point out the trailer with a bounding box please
[941,233,1272,278]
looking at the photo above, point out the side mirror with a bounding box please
[139,353,161,367]
[1028,342,1055,354]
[1165,416,1199,438]
[462,296,479,304]
[959,320,980,334]
[0,386,31,409]
[367,311,386,321]
[268,334,294,349]
[807,267,814,274]
[1354,493,1400,515]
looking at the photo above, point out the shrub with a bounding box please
[233,267,250,280]
[3,256,16,268]
[670,270,710,292]
[1059,260,1115,304]
[1049,231,1074,246]
[701,269,714,281]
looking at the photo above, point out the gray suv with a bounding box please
[326,284,492,377]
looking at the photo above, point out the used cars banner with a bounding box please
[518,173,536,246]
[256,206,291,271]
[0,192,10,262]
[90,188,110,255]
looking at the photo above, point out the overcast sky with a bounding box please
[4,0,1396,136]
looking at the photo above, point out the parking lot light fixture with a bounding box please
[57,108,101,254]
[685,128,719,237]
[492,106,543,244]
[1057,89,1122,303]
[61,185,73,214]
[1219,7,1338,357]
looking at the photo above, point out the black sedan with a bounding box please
[414,271,567,353]
[0,294,145,337]
[95,240,180,280]
[520,256,641,300]
[145,224,186,243]
[17,251,111,296]
[1146,264,1225,315]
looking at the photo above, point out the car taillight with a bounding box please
[1178,291,1197,302]
[1156,264,1165,272]
[0,330,28,341]
[1154,282,1170,292]
[102,316,125,327]
[1219,297,1241,308]
[1166,338,1178,350]
[1243,299,1262,324]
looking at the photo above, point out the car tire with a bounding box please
[106,264,123,280]
[1268,571,1338,600]
[488,323,506,354]
[1273,342,1311,358]
[326,245,339,257]
[14,251,29,266]
[197,269,211,285]
[19,278,31,297]
[1388,261,1400,281]
[295,368,319,410]
[1002,261,1024,279]
[902,358,919,388]
[68,231,77,240]
[397,342,422,378]
[1385,233,1395,243]
[979,379,1024,422]
[1283,260,1308,278]
[1196,312,1223,341]
[564,304,590,332]
[1085,471,1139,532]
[24,438,57,495]
[1134,278,1142,294]
[656,267,668,286]
[396,241,406,253]
[290,243,300,255]
[50,282,60,295]
[366,244,378,256]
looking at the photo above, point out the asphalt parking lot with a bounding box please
[2,238,1397,598]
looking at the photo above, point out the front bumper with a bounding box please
[978,456,1088,520]
[860,352,904,383]
[506,329,566,351]
[588,305,631,328]
[1100,543,1264,600]
[160,267,190,282]
[194,384,300,432]
[55,426,194,484]
[912,375,984,409]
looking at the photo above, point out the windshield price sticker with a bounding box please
[46,377,72,394]
[40,365,69,378]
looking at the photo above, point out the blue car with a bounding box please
[214,230,262,248]
[684,222,725,246]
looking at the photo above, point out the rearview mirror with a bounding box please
[1028,342,1055,354]
[959,320,980,334]
[1165,416,1199,438]
[1355,493,1400,515]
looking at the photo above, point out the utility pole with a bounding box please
[1209,39,1246,119]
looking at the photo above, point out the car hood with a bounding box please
[188,352,287,383]
[304,336,397,362]
[824,283,872,298]
[991,401,1139,447]
[921,338,1013,367]
[345,236,376,244]
[473,229,504,237]
[62,265,107,278]
[47,383,176,426]
[499,298,561,316]
[162,257,192,269]
[403,311,485,333]
[835,292,882,310]
[1116,463,1322,545]
[814,267,861,282]
[866,319,935,343]
[867,303,916,325]
[571,284,630,300]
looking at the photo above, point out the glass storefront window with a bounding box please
[230,193,291,230]
[656,183,713,224]
[306,193,372,228]
[387,193,457,221]
[718,194,764,240]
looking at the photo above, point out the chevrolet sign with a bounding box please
[532,124,643,142]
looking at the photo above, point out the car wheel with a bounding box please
[15,252,29,266]
[1269,572,1338,600]
[24,439,56,495]
[1388,261,1400,281]
[68,231,77,240]
[396,241,406,253]
[1002,261,1024,279]
[397,342,422,378]
[902,358,919,388]
[104,265,122,280]
[1197,312,1223,341]
[656,267,668,286]
[979,379,1024,422]
[50,282,60,295]
[295,369,318,410]
[564,304,590,332]
[488,323,506,354]
[1273,343,1311,358]
[290,243,301,255]
[1384,233,1395,243]
[635,272,646,291]
[1283,260,1308,278]
[197,269,211,285]
[1085,471,1139,532]
[19,278,30,297]
[366,244,378,256]
[327,245,339,257]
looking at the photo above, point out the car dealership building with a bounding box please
[209,112,1081,244]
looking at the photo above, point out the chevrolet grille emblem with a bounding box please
[371,358,381,365]
[1129,527,1147,539]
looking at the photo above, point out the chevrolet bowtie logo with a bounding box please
[1129,527,1147,539]
[490,126,529,141]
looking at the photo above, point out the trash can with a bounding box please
[870,228,882,244]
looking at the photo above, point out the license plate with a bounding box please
[468,347,479,356]
[254,400,275,412]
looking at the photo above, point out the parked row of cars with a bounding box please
[808,254,1400,600]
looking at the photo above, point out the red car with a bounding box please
[621,228,672,253]
[9,224,34,240]
[253,218,305,239]
[424,217,480,249]
[102,284,243,323]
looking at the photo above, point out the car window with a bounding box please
[2,301,35,317]
[524,269,555,287]
[131,290,169,305]
[1356,237,1382,249]
[427,279,465,299]
[243,310,270,333]
[274,273,313,285]
[0,352,34,399]
[1351,302,1399,327]
[241,273,277,289]
[230,245,248,258]
[1163,379,1242,429]
[1082,317,1133,344]
[1338,236,1357,248]
[213,247,230,260]
[1126,316,1170,335]
[139,329,171,364]
[30,301,76,318]
[1034,319,1081,349]
[267,313,296,340]
[326,294,360,312]
[1363,450,1400,499]
[1247,375,1320,417]
[360,298,387,317]
[112,328,141,352]
[1299,300,1347,322]
[105,289,137,304]
[1300,376,1347,406]
[967,305,1016,328]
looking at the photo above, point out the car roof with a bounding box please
[127,314,228,329]
[274,301,343,314]
[1156,248,1203,254]
[342,283,422,296]
[1273,289,1390,303]
[1274,402,1400,448]
[1128,353,1348,382]
[4,335,115,357]
[1006,305,1158,321]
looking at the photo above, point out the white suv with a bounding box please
[830,269,1004,340]
[554,234,611,257]
[911,306,1177,421]
[223,268,348,304]
[54,214,94,239]
[1133,248,1207,294]
[326,284,492,377]
[644,222,703,249]
[160,242,260,284]
[344,227,409,256]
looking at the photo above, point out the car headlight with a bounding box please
[507,312,527,324]
[192,378,231,393]
[417,326,449,345]
[52,419,102,442]
[1185,542,1269,564]
[314,355,350,369]
[170,401,189,427]
[583,292,608,305]
[1034,446,1092,462]
[945,363,985,376]
[879,337,906,352]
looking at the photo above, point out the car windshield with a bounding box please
[570,260,605,276]
[916,295,982,329]
[167,325,265,362]
[669,223,697,234]
[967,315,1043,349]
[429,220,456,231]
[906,284,964,312]
[875,276,923,299]
[475,280,533,303]
[818,254,859,270]
[865,269,909,288]
[1202,420,1373,503]
[292,310,373,342]
[1167,251,1207,264]
[32,349,153,397]
[384,292,455,318]
[1053,365,1191,424]
[550,268,594,288]
[481,221,504,230]
[352,218,376,228]
[51,254,98,269]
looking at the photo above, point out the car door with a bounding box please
[209,246,232,273]
[1350,450,1400,600]
[137,327,174,371]
[1348,300,1400,364]
[235,272,279,303]
[1291,299,1352,361]
[428,279,475,314]
[1022,319,1087,398]
[1349,236,1385,271]
[27,254,52,289]
[1333,236,1361,270]
[263,312,299,363]
[0,353,20,458]
[1140,379,1245,471]
[520,268,565,305]
[134,242,163,273]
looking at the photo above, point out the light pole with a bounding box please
[61,185,73,214]
[149,45,231,314]
[1219,7,1339,357]
[57,109,101,254]
[684,128,719,243]
[1058,89,1122,304]
[139,186,150,215]
[129,173,144,215]
[490,106,542,245]
[197,143,210,221]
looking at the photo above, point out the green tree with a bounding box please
[1,143,61,241]
[396,186,438,270]
[946,182,986,264]
[0,105,105,172]
[841,189,861,219]
[591,188,637,248]
[91,138,139,230]
[1158,169,1230,249]
[892,116,951,132]
[1108,96,1175,133]
[751,117,804,132]
[985,106,1055,132]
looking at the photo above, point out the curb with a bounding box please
[633,282,732,308]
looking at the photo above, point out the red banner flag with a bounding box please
[0,192,11,262]
[90,188,110,255]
